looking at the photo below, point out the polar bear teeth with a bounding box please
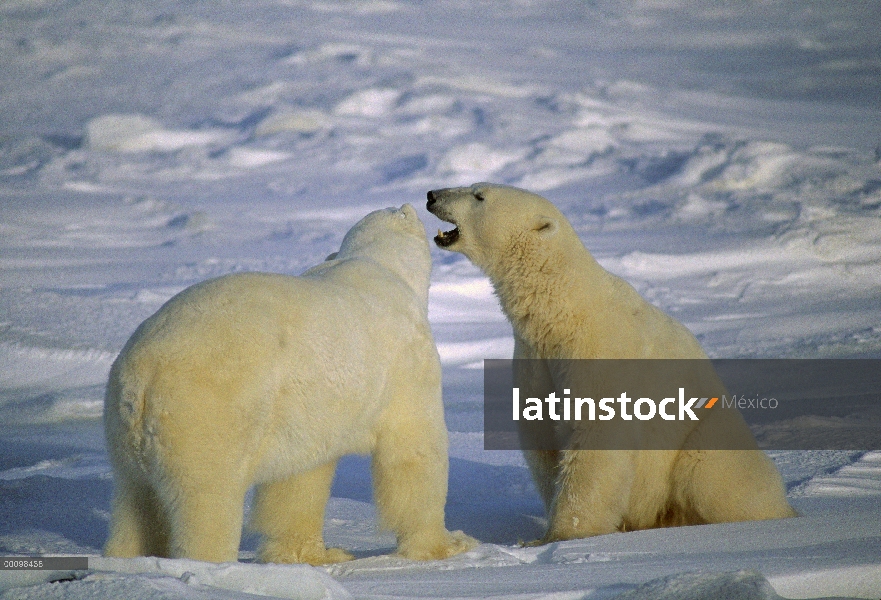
[435,227,459,247]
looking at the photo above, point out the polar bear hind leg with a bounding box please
[104,474,170,558]
[163,476,249,563]
[252,460,354,565]
[105,469,247,562]
[673,450,798,524]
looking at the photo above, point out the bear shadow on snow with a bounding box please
[0,430,112,554]
[330,455,545,547]
[0,476,112,554]
[0,448,542,559]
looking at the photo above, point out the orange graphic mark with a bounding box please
[704,397,718,409]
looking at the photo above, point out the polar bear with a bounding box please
[427,183,796,542]
[104,204,476,564]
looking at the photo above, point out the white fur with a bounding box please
[428,183,796,542]
[104,204,476,564]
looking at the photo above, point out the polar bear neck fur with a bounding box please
[427,184,708,360]
[488,225,708,361]
[428,184,626,358]
[321,204,432,306]
[485,220,612,359]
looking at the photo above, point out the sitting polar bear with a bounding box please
[427,183,796,542]
[104,204,476,564]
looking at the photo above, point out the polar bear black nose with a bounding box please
[426,190,437,208]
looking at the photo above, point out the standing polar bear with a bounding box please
[104,204,476,564]
[427,183,796,543]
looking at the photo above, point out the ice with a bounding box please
[225,148,292,169]
[86,115,230,153]
[437,143,528,181]
[1,557,353,599]
[797,452,881,497]
[437,337,514,368]
[1,0,880,598]
[334,89,401,118]
[254,110,329,136]
[0,454,108,481]
[90,557,352,600]
[612,570,782,600]
[0,343,113,390]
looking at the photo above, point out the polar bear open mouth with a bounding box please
[434,225,459,247]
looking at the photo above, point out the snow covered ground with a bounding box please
[1,1,880,598]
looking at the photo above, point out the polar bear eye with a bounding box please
[474,191,485,201]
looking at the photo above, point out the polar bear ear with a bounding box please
[532,215,559,237]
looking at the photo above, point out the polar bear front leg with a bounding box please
[252,460,354,565]
[371,417,477,560]
[544,449,636,542]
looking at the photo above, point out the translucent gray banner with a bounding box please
[484,359,881,450]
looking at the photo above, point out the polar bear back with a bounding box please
[122,263,425,363]
[107,261,438,483]
[573,269,709,360]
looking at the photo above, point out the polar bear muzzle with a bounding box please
[426,189,460,247]
[434,226,459,247]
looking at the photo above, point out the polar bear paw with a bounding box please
[398,529,479,561]
[259,537,354,565]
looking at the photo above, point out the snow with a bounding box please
[1,0,880,598]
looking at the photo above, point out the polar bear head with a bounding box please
[426,183,582,276]
[333,203,432,296]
